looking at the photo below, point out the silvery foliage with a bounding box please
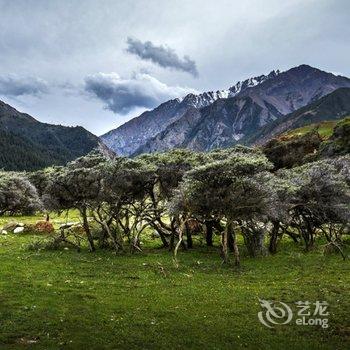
[42,152,106,212]
[278,158,350,225]
[0,172,42,215]
[169,152,275,221]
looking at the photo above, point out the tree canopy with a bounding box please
[1,146,349,264]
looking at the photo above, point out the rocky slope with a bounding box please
[101,70,282,155]
[0,100,109,171]
[261,115,350,169]
[246,87,350,146]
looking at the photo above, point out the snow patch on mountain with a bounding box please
[180,69,282,109]
[228,70,281,96]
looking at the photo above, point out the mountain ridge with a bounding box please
[0,100,110,171]
[102,65,350,156]
[101,68,283,156]
[132,65,350,154]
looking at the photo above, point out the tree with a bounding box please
[0,172,42,215]
[171,152,274,265]
[43,152,107,251]
[278,160,350,251]
[254,172,296,254]
[138,149,205,249]
[263,130,322,169]
[28,167,56,221]
[96,157,156,252]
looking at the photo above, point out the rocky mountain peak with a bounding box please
[181,90,229,109]
[228,69,281,96]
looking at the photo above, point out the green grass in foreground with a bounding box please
[0,215,349,349]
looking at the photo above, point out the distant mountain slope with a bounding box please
[101,90,237,156]
[246,87,350,145]
[134,95,283,154]
[277,120,337,141]
[101,70,282,156]
[320,116,350,157]
[0,100,108,171]
[261,116,350,169]
[134,65,350,154]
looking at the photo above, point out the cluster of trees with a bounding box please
[1,147,349,264]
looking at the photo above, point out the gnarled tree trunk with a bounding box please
[204,220,214,246]
[80,206,95,252]
[242,222,266,258]
[269,221,280,254]
[185,221,193,249]
[222,218,240,266]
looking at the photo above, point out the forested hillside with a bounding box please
[0,100,107,171]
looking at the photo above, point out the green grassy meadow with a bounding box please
[0,214,349,349]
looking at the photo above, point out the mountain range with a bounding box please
[0,100,109,171]
[101,65,350,156]
[1,64,350,172]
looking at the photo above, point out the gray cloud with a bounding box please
[84,72,196,114]
[0,75,49,97]
[126,37,199,77]
[0,0,349,134]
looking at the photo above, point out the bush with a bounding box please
[0,172,42,215]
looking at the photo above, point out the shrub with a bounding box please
[0,172,42,215]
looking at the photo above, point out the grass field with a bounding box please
[0,214,349,349]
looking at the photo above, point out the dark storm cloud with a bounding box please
[84,72,196,114]
[0,75,49,97]
[126,37,199,77]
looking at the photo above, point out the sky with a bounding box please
[0,0,349,135]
